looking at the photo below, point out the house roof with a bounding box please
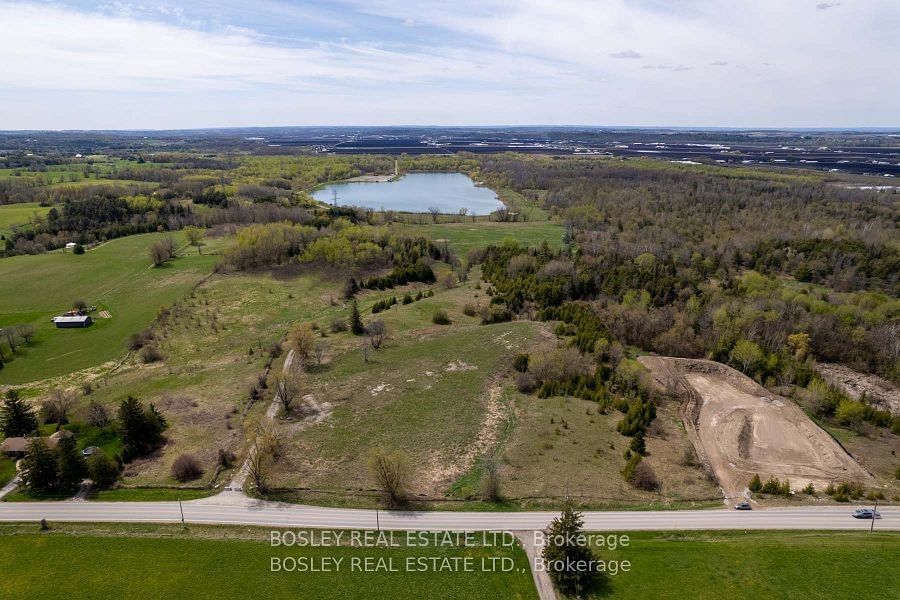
[0,437,27,453]
[52,315,91,323]
[1,431,73,453]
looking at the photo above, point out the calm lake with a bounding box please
[312,173,503,214]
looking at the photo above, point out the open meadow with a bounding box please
[0,523,537,600]
[591,530,899,600]
[0,232,221,384]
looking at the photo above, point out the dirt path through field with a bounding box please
[420,383,507,495]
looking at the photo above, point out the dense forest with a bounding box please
[468,156,898,442]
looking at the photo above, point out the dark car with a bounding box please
[734,501,752,510]
[852,508,881,519]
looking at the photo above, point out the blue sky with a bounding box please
[0,0,898,129]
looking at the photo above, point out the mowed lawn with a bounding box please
[0,232,218,384]
[397,221,564,254]
[596,531,899,600]
[0,526,537,600]
[0,202,50,237]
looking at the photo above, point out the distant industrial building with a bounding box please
[52,315,92,328]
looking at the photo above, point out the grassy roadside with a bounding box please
[0,523,538,600]
[1,487,218,502]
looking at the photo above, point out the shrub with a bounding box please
[621,453,641,482]
[432,309,451,325]
[87,452,120,489]
[86,400,110,427]
[140,345,164,363]
[802,482,816,495]
[330,317,348,333]
[631,461,659,491]
[402,293,413,305]
[462,303,478,317]
[513,353,529,372]
[629,431,646,456]
[749,473,762,493]
[171,453,204,482]
[368,448,409,507]
[515,371,538,394]
[128,329,153,351]
[217,448,236,468]
[73,243,85,255]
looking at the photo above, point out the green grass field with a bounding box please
[0,524,537,600]
[397,221,564,254]
[594,531,899,599]
[0,456,15,487]
[0,232,220,384]
[0,202,51,237]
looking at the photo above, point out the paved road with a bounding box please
[1,493,897,532]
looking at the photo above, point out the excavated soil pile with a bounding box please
[639,356,872,500]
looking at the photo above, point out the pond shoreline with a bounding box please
[311,172,505,215]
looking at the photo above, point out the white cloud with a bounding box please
[609,50,642,59]
[0,0,898,128]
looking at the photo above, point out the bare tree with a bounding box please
[3,328,20,353]
[288,324,316,365]
[481,451,501,502]
[274,372,301,416]
[149,241,172,267]
[368,448,409,507]
[247,443,273,494]
[428,206,441,223]
[14,324,36,344]
[313,340,328,367]
[42,388,76,425]
[360,337,370,363]
[87,400,110,427]
[366,320,387,350]
[257,420,283,461]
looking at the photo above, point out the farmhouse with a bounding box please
[52,315,92,328]
[0,430,74,458]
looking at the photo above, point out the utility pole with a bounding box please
[376,508,380,532]
[870,499,878,533]
[179,498,185,525]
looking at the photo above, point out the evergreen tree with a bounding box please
[118,396,167,460]
[0,389,39,437]
[541,503,601,596]
[20,438,59,494]
[57,435,87,490]
[349,300,365,335]
[629,430,646,456]
[748,473,763,493]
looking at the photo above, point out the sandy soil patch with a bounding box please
[640,357,872,500]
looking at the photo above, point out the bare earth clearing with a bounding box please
[640,357,872,501]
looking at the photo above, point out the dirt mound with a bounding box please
[639,356,873,500]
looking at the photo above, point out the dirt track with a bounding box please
[639,357,872,501]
